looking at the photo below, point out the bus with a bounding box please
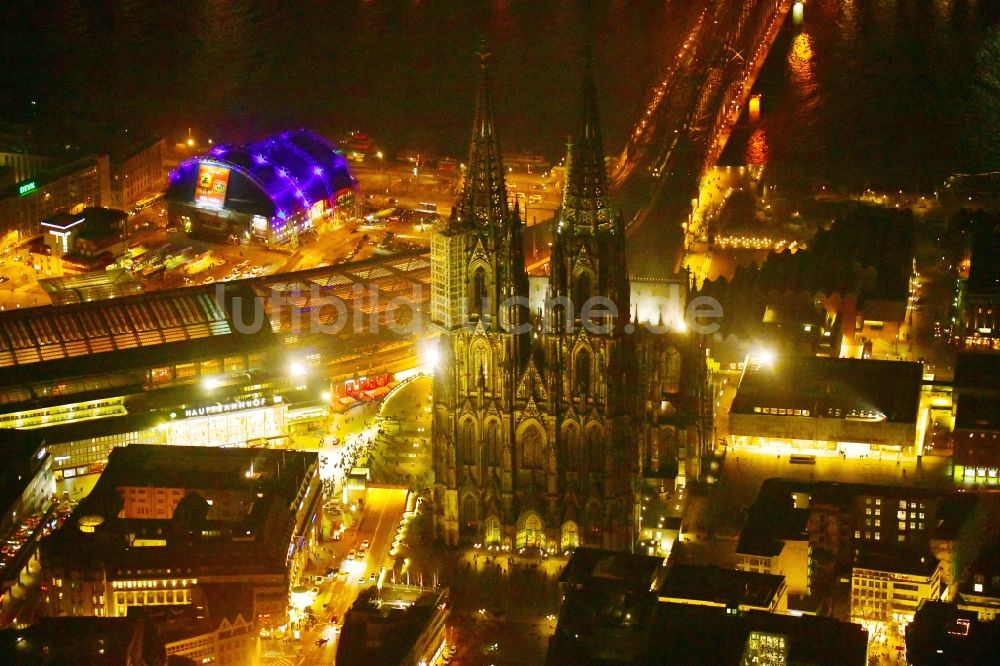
[164,247,193,270]
[132,193,165,215]
[789,454,817,465]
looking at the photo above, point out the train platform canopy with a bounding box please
[0,282,276,390]
[251,249,430,336]
[39,269,143,305]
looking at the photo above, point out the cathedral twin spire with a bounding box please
[454,43,626,331]
[561,48,613,237]
[459,42,513,239]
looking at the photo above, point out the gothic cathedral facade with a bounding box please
[430,47,707,552]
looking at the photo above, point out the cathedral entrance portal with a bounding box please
[516,511,544,551]
[485,515,502,547]
[560,521,580,552]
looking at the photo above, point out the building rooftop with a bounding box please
[146,583,255,647]
[957,535,1000,601]
[0,155,105,200]
[252,249,430,336]
[41,445,318,578]
[168,129,356,220]
[906,601,1000,666]
[559,547,668,593]
[736,478,964,557]
[955,394,1000,432]
[854,547,939,577]
[547,600,869,665]
[38,269,144,305]
[336,585,447,665]
[954,352,1000,395]
[966,223,1000,297]
[659,564,785,609]
[737,500,809,558]
[0,282,275,391]
[41,207,126,233]
[651,604,868,666]
[0,611,167,665]
[730,356,922,424]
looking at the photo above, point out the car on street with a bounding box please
[0,276,8,283]
[348,549,356,560]
[369,572,376,582]
[315,638,329,647]
[361,539,370,550]
[357,576,365,584]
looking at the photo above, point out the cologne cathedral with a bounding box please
[430,47,709,551]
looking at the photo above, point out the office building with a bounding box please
[952,352,1000,484]
[548,548,867,665]
[851,548,941,626]
[110,136,166,210]
[0,156,111,241]
[40,445,321,630]
[905,600,1000,666]
[728,356,923,455]
[0,610,167,665]
[336,584,449,665]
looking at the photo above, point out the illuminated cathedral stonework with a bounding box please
[430,47,708,551]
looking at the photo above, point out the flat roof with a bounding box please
[954,352,1000,395]
[337,585,447,665]
[659,564,785,608]
[967,224,1000,296]
[854,547,939,577]
[0,155,104,200]
[737,478,960,557]
[93,443,312,491]
[560,547,667,593]
[730,356,923,424]
[547,598,868,665]
[647,604,869,665]
[955,394,1000,432]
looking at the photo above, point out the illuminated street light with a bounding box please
[202,376,223,391]
[288,360,308,377]
[419,337,440,373]
[752,348,775,367]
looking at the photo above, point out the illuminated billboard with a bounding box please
[195,163,231,208]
